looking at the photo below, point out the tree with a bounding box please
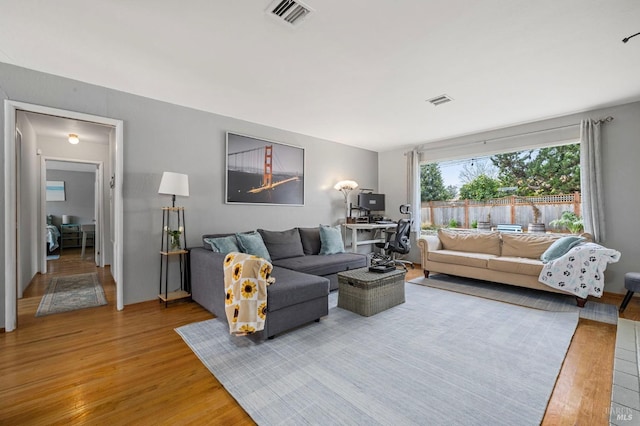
[420,163,452,201]
[458,174,502,200]
[458,158,497,184]
[490,144,580,196]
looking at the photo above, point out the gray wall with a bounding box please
[0,62,378,328]
[379,100,640,294]
[46,169,95,226]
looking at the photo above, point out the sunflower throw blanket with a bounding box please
[223,252,274,336]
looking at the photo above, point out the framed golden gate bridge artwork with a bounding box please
[225,132,305,206]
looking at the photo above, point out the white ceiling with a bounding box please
[1,1,639,152]
[23,112,112,145]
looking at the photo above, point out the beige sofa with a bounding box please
[417,229,591,306]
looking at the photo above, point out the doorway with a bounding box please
[4,100,124,332]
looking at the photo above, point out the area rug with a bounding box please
[409,274,618,325]
[176,283,578,425]
[36,273,107,317]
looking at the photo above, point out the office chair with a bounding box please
[373,204,414,270]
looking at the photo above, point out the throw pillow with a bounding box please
[236,231,272,261]
[319,225,345,255]
[298,227,322,255]
[540,236,586,263]
[257,228,305,260]
[204,236,240,255]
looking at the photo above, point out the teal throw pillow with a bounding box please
[540,236,585,263]
[236,232,271,261]
[319,225,345,255]
[204,236,240,255]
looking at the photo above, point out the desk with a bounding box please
[344,223,397,253]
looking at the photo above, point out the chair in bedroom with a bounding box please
[373,204,414,270]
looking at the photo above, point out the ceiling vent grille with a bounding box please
[267,0,313,26]
[427,94,453,106]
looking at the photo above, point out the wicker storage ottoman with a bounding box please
[337,268,406,316]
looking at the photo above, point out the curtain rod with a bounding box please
[417,116,614,152]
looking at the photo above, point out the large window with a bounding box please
[420,143,582,232]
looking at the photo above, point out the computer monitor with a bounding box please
[357,193,385,212]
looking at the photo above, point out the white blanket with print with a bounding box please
[538,242,621,299]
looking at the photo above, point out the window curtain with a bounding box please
[406,149,421,232]
[580,119,605,242]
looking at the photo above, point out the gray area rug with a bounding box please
[36,273,107,317]
[410,274,618,325]
[176,283,579,425]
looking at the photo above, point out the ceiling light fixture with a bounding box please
[68,133,79,144]
[622,31,640,43]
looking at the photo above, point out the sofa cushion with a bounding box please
[267,266,330,311]
[236,231,271,261]
[488,256,544,277]
[298,227,321,255]
[258,228,305,260]
[540,235,586,263]
[203,235,240,254]
[319,225,345,255]
[428,250,495,269]
[437,229,501,256]
[272,253,367,277]
[501,233,561,259]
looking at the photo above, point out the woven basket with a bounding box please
[337,268,406,316]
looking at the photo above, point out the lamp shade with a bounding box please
[334,180,358,192]
[158,172,189,197]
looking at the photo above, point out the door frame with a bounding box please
[4,100,124,332]
[40,157,105,272]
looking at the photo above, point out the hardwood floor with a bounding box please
[1,256,637,425]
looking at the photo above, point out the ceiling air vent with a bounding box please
[426,94,453,106]
[267,0,313,27]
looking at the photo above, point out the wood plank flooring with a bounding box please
[1,254,637,425]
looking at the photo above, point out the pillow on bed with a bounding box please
[540,236,585,263]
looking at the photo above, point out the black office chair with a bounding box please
[373,204,414,270]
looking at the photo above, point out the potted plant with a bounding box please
[528,203,546,233]
[550,211,584,234]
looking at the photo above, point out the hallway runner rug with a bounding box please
[36,273,107,317]
[409,273,618,325]
[177,283,578,426]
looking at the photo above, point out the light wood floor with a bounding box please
[1,253,637,425]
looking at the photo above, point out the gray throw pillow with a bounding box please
[319,225,345,255]
[257,228,304,260]
[204,236,240,255]
[540,236,585,263]
[298,227,321,255]
[236,231,272,261]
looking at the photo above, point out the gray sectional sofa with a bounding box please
[190,226,367,339]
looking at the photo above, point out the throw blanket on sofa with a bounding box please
[538,242,621,299]
[223,252,274,336]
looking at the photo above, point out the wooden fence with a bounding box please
[421,192,581,231]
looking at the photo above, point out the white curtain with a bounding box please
[406,149,421,232]
[580,119,605,242]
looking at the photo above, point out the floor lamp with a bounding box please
[334,180,358,221]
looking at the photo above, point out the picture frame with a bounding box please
[226,132,305,206]
[46,180,66,201]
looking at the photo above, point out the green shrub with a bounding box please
[448,218,459,228]
[549,211,584,234]
[471,220,478,229]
